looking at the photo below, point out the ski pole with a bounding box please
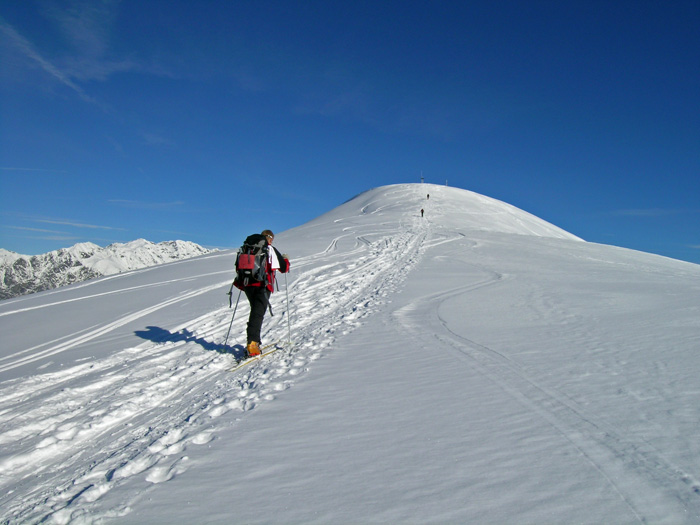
[284,272,292,344]
[223,288,242,348]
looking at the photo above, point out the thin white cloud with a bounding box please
[43,0,118,57]
[2,212,125,232]
[611,209,700,217]
[0,167,68,174]
[7,226,69,234]
[2,8,180,156]
[63,55,141,82]
[109,200,185,210]
[1,8,166,113]
[41,0,140,83]
[36,219,126,231]
[140,133,175,147]
[32,235,81,242]
[0,18,95,104]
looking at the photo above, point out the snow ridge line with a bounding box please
[0,215,428,523]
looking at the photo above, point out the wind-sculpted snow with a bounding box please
[1,183,699,523]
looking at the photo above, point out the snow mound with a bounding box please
[299,183,581,243]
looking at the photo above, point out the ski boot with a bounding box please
[246,341,261,357]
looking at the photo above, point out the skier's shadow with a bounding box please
[134,326,245,358]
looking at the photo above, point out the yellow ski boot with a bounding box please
[246,341,261,357]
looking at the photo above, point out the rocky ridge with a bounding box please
[0,240,212,300]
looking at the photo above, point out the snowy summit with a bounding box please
[1,183,699,523]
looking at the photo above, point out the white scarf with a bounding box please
[268,246,281,270]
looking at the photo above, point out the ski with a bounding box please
[229,341,282,372]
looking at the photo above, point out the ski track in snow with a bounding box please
[0,268,232,319]
[4,184,697,523]
[0,279,231,373]
[394,256,700,522]
[0,208,428,523]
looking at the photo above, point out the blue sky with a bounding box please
[1,1,699,264]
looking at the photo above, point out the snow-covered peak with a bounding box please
[417,183,582,239]
[62,242,102,259]
[287,183,581,254]
[0,239,213,299]
[85,239,210,275]
[323,183,580,239]
[0,248,22,265]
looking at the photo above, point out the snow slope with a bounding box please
[1,183,699,524]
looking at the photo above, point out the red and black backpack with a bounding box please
[234,234,269,288]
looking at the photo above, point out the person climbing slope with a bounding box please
[234,230,290,357]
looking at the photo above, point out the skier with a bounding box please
[235,230,290,356]
[421,208,424,217]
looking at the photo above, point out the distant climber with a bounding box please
[421,208,424,217]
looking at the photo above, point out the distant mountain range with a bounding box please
[0,240,213,300]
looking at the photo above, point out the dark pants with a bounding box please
[244,287,270,344]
